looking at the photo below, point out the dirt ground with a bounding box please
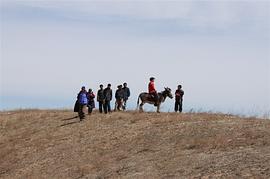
[0,110,269,179]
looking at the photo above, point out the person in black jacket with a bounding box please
[97,84,105,113]
[115,85,124,111]
[103,84,112,114]
[175,85,184,113]
[122,82,130,110]
[87,88,95,114]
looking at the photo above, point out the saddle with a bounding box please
[148,93,159,102]
[149,94,155,99]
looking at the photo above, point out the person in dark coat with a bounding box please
[115,85,124,111]
[87,88,95,114]
[103,84,112,114]
[97,84,105,113]
[122,82,130,110]
[77,86,88,120]
[175,85,184,113]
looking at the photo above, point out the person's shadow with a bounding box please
[61,116,78,121]
[59,116,80,127]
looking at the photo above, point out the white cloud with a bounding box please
[3,0,269,30]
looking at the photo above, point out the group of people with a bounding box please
[74,77,184,120]
[96,83,130,114]
[74,83,130,120]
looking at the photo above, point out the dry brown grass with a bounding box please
[0,110,270,178]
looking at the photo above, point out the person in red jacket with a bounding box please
[148,77,158,106]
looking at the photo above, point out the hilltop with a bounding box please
[0,110,270,178]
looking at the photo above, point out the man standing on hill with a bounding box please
[115,85,124,111]
[122,82,130,110]
[103,84,113,114]
[148,77,158,106]
[77,86,88,121]
[175,85,184,113]
[97,84,105,113]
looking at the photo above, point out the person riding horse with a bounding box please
[148,77,158,106]
[137,77,173,113]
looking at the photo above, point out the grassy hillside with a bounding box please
[0,110,270,178]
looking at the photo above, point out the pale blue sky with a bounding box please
[1,0,269,117]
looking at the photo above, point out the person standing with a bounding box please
[175,85,184,113]
[148,77,158,106]
[103,84,112,114]
[87,88,95,114]
[122,82,130,110]
[77,86,88,121]
[97,84,105,113]
[115,85,124,111]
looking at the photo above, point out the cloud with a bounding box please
[2,0,269,32]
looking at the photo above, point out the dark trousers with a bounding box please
[98,102,103,113]
[123,99,127,110]
[104,101,111,114]
[175,100,183,112]
[78,104,87,120]
[88,107,93,114]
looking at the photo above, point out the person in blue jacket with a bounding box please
[77,86,88,120]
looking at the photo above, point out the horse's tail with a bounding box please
[136,94,140,110]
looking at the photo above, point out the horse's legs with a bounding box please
[157,104,160,113]
[139,102,144,112]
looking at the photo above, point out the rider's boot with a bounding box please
[154,95,158,106]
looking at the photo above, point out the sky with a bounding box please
[0,0,270,117]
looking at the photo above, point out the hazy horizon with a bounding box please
[1,1,269,117]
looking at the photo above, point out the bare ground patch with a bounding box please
[0,110,269,178]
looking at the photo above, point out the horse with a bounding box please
[137,87,173,113]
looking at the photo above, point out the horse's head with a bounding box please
[164,87,173,99]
